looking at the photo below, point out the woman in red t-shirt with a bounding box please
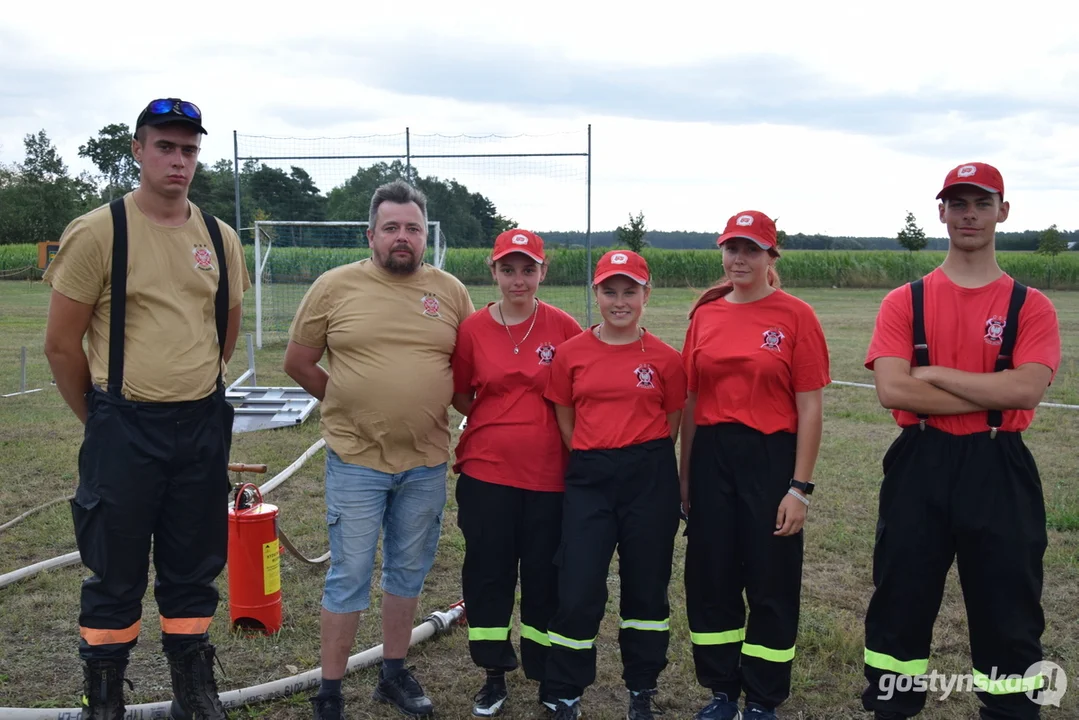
[450,229,582,717]
[680,211,830,720]
[542,250,687,720]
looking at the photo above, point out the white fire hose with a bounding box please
[0,439,469,718]
[0,604,465,719]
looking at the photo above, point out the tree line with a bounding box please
[3,125,1076,252]
[0,126,515,247]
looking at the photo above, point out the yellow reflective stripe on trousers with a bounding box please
[864,648,929,676]
[468,624,511,642]
[619,618,670,632]
[520,623,551,647]
[972,668,1045,695]
[742,642,796,663]
[690,628,746,646]
[549,631,595,650]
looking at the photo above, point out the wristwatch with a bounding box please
[789,479,815,495]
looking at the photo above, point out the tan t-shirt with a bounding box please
[289,259,475,474]
[42,193,251,402]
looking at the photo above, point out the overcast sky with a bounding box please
[2,0,1076,237]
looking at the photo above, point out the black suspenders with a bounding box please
[106,198,230,398]
[909,276,1028,437]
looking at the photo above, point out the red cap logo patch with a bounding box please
[958,165,978,177]
[736,214,755,226]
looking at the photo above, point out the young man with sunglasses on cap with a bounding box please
[861,163,1061,720]
[43,98,250,720]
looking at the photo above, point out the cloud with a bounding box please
[295,40,1079,140]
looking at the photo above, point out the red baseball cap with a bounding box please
[717,210,778,252]
[936,162,1005,200]
[593,250,649,286]
[492,229,545,263]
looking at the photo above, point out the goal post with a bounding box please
[253,220,445,348]
[234,128,593,345]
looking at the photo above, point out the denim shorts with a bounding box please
[321,447,447,613]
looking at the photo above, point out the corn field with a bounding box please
[3,244,1078,290]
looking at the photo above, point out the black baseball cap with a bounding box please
[135,98,207,135]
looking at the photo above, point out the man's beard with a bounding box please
[375,244,421,274]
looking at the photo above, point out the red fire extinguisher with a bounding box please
[227,483,283,634]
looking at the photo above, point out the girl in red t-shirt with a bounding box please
[450,229,582,717]
[681,211,830,720]
[542,250,687,720]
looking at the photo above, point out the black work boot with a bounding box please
[166,641,227,719]
[79,659,129,720]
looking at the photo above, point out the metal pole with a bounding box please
[19,347,27,393]
[246,333,256,387]
[405,127,412,181]
[233,131,242,240]
[254,224,263,349]
[585,124,593,326]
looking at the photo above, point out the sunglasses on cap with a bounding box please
[144,99,202,121]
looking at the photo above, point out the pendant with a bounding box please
[513,347,519,355]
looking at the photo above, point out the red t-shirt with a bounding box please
[865,268,1061,435]
[544,328,687,451]
[683,289,831,434]
[451,301,583,491]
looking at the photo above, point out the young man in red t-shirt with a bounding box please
[542,250,687,720]
[862,163,1061,720]
[681,211,831,720]
[451,229,582,717]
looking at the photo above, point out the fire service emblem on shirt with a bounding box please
[421,293,441,318]
[985,316,1006,346]
[761,328,785,351]
[193,245,214,271]
[537,342,556,365]
[635,363,656,389]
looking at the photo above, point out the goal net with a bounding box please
[234,129,592,347]
[252,220,445,348]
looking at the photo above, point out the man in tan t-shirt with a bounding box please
[43,98,250,720]
[284,179,474,720]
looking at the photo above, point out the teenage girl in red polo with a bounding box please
[542,249,687,720]
[681,211,830,720]
[451,229,582,717]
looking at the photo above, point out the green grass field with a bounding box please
[0,279,1076,719]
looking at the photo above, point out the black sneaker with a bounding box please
[551,699,582,719]
[627,689,663,719]
[372,666,434,717]
[694,692,741,720]
[310,693,345,720]
[472,676,508,717]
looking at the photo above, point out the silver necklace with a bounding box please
[498,299,539,354]
[596,322,645,352]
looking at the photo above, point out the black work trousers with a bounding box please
[545,437,681,699]
[456,472,563,680]
[863,425,1048,720]
[684,423,803,711]
[72,387,233,661]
